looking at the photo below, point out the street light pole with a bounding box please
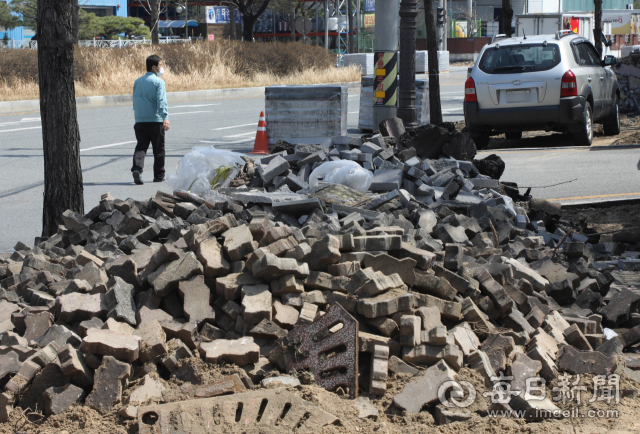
[397,0,418,128]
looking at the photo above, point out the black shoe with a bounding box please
[153,177,165,182]
[133,170,144,185]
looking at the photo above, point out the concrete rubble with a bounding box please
[1,118,640,429]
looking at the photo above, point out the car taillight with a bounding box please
[465,77,477,102]
[561,70,577,97]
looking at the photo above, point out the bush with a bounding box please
[0,41,359,101]
[0,40,336,84]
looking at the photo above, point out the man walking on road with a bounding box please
[131,54,170,185]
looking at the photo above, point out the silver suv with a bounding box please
[464,31,620,147]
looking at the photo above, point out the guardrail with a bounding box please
[0,39,192,50]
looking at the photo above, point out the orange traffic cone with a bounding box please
[249,111,269,155]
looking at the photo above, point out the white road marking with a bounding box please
[0,118,41,127]
[170,110,218,116]
[224,131,255,138]
[0,126,41,133]
[212,123,256,131]
[200,138,254,145]
[80,141,136,152]
[169,103,220,109]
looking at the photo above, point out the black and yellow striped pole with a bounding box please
[373,52,398,107]
[373,0,400,129]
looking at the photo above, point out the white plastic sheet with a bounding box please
[166,146,245,195]
[308,160,373,193]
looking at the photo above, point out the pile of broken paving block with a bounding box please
[615,59,640,115]
[1,116,640,432]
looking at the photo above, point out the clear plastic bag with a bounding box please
[308,160,373,193]
[166,146,245,195]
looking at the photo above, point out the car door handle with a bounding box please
[588,77,592,82]
[600,76,604,80]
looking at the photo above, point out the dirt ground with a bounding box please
[3,356,640,434]
[560,204,640,243]
[475,114,640,150]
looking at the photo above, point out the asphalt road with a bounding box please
[1,66,638,252]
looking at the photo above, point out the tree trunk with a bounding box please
[502,0,512,37]
[243,15,256,41]
[594,0,603,56]
[424,0,441,124]
[290,8,296,42]
[229,4,237,40]
[151,0,159,44]
[37,0,83,237]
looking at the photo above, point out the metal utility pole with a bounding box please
[373,0,400,128]
[398,0,418,128]
[438,0,443,49]
[324,0,329,49]
[467,0,472,36]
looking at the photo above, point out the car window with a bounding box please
[583,42,602,65]
[479,44,561,74]
[572,41,600,67]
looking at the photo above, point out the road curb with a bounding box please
[560,197,640,209]
[480,144,640,152]
[0,81,361,115]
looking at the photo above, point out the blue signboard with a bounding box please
[206,6,242,24]
[365,0,375,12]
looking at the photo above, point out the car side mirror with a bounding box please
[602,55,617,66]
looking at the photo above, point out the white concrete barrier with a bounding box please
[265,85,348,145]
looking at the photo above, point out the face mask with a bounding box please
[156,67,165,76]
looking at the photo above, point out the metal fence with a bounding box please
[0,39,192,50]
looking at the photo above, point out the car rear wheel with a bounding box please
[572,102,593,147]
[505,131,522,140]
[471,133,490,149]
[603,98,620,136]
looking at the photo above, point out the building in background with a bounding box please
[445,0,628,38]
[1,0,127,41]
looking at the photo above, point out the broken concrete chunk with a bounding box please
[56,292,107,323]
[555,345,617,376]
[223,225,258,261]
[105,276,137,326]
[85,356,131,415]
[81,328,141,362]
[370,345,389,396]
[199,337,260,366]
[251,251,309,280]
[178,275,215,325]
[43,383,84,416]
[136,319,168,363]
[393,360,456,414]
[127,374,165,405]
[272,300,299,330]
[242,284,272,326]
[161,339,193,373]
[149,252,203,297]
[357,288,414,319]
[195,238,230,278]
[59,344,94,387]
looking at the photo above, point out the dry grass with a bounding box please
[0,41,361,101]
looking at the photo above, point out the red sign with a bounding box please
[563,17,580,34]
[208,34,215,42]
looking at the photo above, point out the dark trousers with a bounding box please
[132,122,165,179]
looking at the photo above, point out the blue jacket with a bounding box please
[133,72,169,123]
